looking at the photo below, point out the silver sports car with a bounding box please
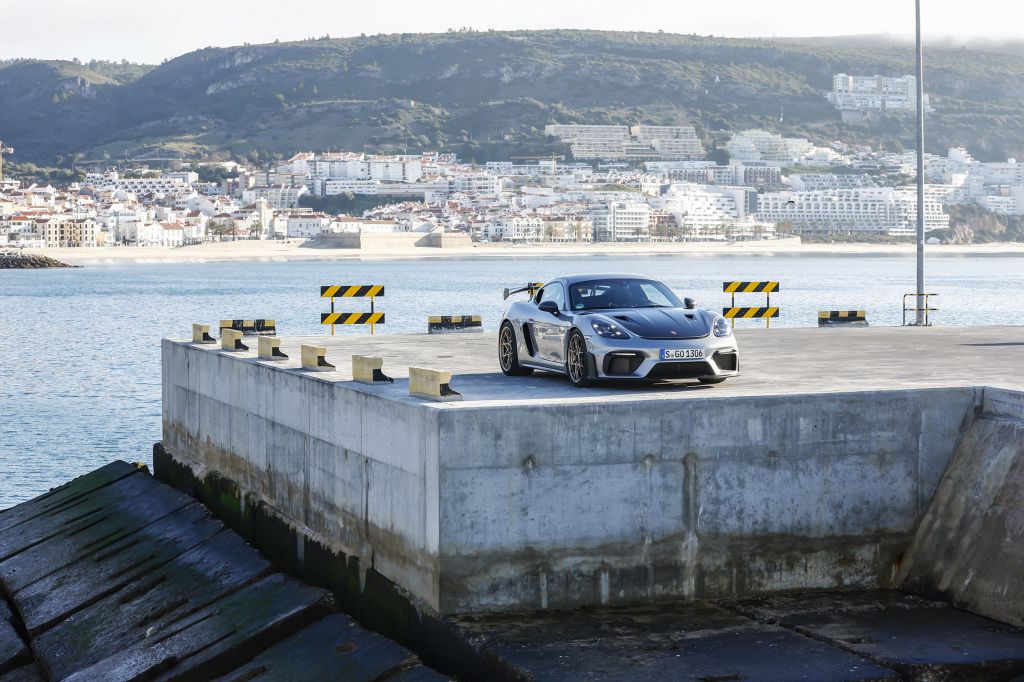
[498,274,739,387]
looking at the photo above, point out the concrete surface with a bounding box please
[449,600,900,681]
[173,325,1023,404]
[900,387,1024,628]
[731,590,1024,680]
[0,462,445,681]
[161,326,1024,614]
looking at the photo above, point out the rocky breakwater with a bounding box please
[0,251,77,268]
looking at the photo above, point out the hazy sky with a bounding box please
[3,0,1022,63]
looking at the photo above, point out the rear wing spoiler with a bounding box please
[503,282,545,300]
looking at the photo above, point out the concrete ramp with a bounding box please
[900,388,1024,627]
[0,462,445,681]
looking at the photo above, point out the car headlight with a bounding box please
[713,316,732,337]
[591,319,629,339]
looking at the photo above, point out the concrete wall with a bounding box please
[899,387,1024,627]
[161,340,442,611]
[162,340,990,616]
[435,388,977,613]
[314,232,473,250]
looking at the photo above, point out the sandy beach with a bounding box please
[22,238,1024,265]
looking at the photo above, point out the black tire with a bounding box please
[499,321,533,376]
[565,329,594,388]
[698,377,727,385]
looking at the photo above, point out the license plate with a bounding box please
[660,348,704,361]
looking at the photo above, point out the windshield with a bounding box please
[568,278,684,311]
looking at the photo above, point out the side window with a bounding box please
[539,283,565,310]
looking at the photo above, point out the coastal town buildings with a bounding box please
[22,132,1024,249]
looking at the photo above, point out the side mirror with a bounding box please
[538,300,560,315]
[684,297,697,310]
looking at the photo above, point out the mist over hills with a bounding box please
[3,30,1024,167]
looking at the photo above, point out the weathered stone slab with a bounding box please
[0,473,195,594]
[0,461,140,535]
[212,614,446,681]
[13,503,224,636]
[62,574,331,682]
[0,468,180,563]
[0,600,29,676]
[34,529,275,679]
[0,662,45,682]
[450,601,898,681]
[732,591,1024,679]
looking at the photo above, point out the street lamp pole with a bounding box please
[915,0,927,325]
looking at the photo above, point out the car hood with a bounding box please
[588,308,711,340]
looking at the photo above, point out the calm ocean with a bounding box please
[2,253,1023,508]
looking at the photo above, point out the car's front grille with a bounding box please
[645,361,714,380]
[712,350,738,372]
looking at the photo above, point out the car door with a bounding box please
[531,283,570,363]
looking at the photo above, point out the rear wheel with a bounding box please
[565,330,594,387]
[499,322,533,376]
[699,377,727,385]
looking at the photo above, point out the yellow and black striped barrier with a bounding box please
[723,307,780,320]
[723,281,780,328]
[819,311,868,327]
[427,315,483,334]
[219,319,277,336]
[320,285,385,298]
[321,284,384,335]
[723,281,780,294]
[321,312,386,326]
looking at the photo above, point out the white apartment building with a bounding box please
[590,201,651,241]
[757,187,950,236]
[727,130,816,164]
[649,161,783,189]
[789,174,878,191]
[241,185,308,209]
[545,124,704,161]
[484,216,544,242]
[448,173,502,196]
[660,184,772,240]
[285,213,334,238]
[827,74,929,113]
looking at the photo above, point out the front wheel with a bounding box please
[499,322,533,376]
[565,330,594,387]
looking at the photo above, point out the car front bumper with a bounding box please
[584,333,740,381]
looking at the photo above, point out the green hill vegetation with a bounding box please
[3,30,1024,166]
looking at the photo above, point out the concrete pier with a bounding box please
[159,326,1024,619]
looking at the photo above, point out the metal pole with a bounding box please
[915,0,927,325]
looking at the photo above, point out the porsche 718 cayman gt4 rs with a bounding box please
[498,274,739,387]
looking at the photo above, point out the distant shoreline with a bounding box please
[19,239,1024,266]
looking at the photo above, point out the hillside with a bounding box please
[3,30,1024,166]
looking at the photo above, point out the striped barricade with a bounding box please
[321,285,384,335]
[427,315,483,334]
[819,311,868,327]
[723,281,780,294]
[219,319,276,336]
[723,307,780,320]
[723,281,780,328]
[321,312,385,326]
